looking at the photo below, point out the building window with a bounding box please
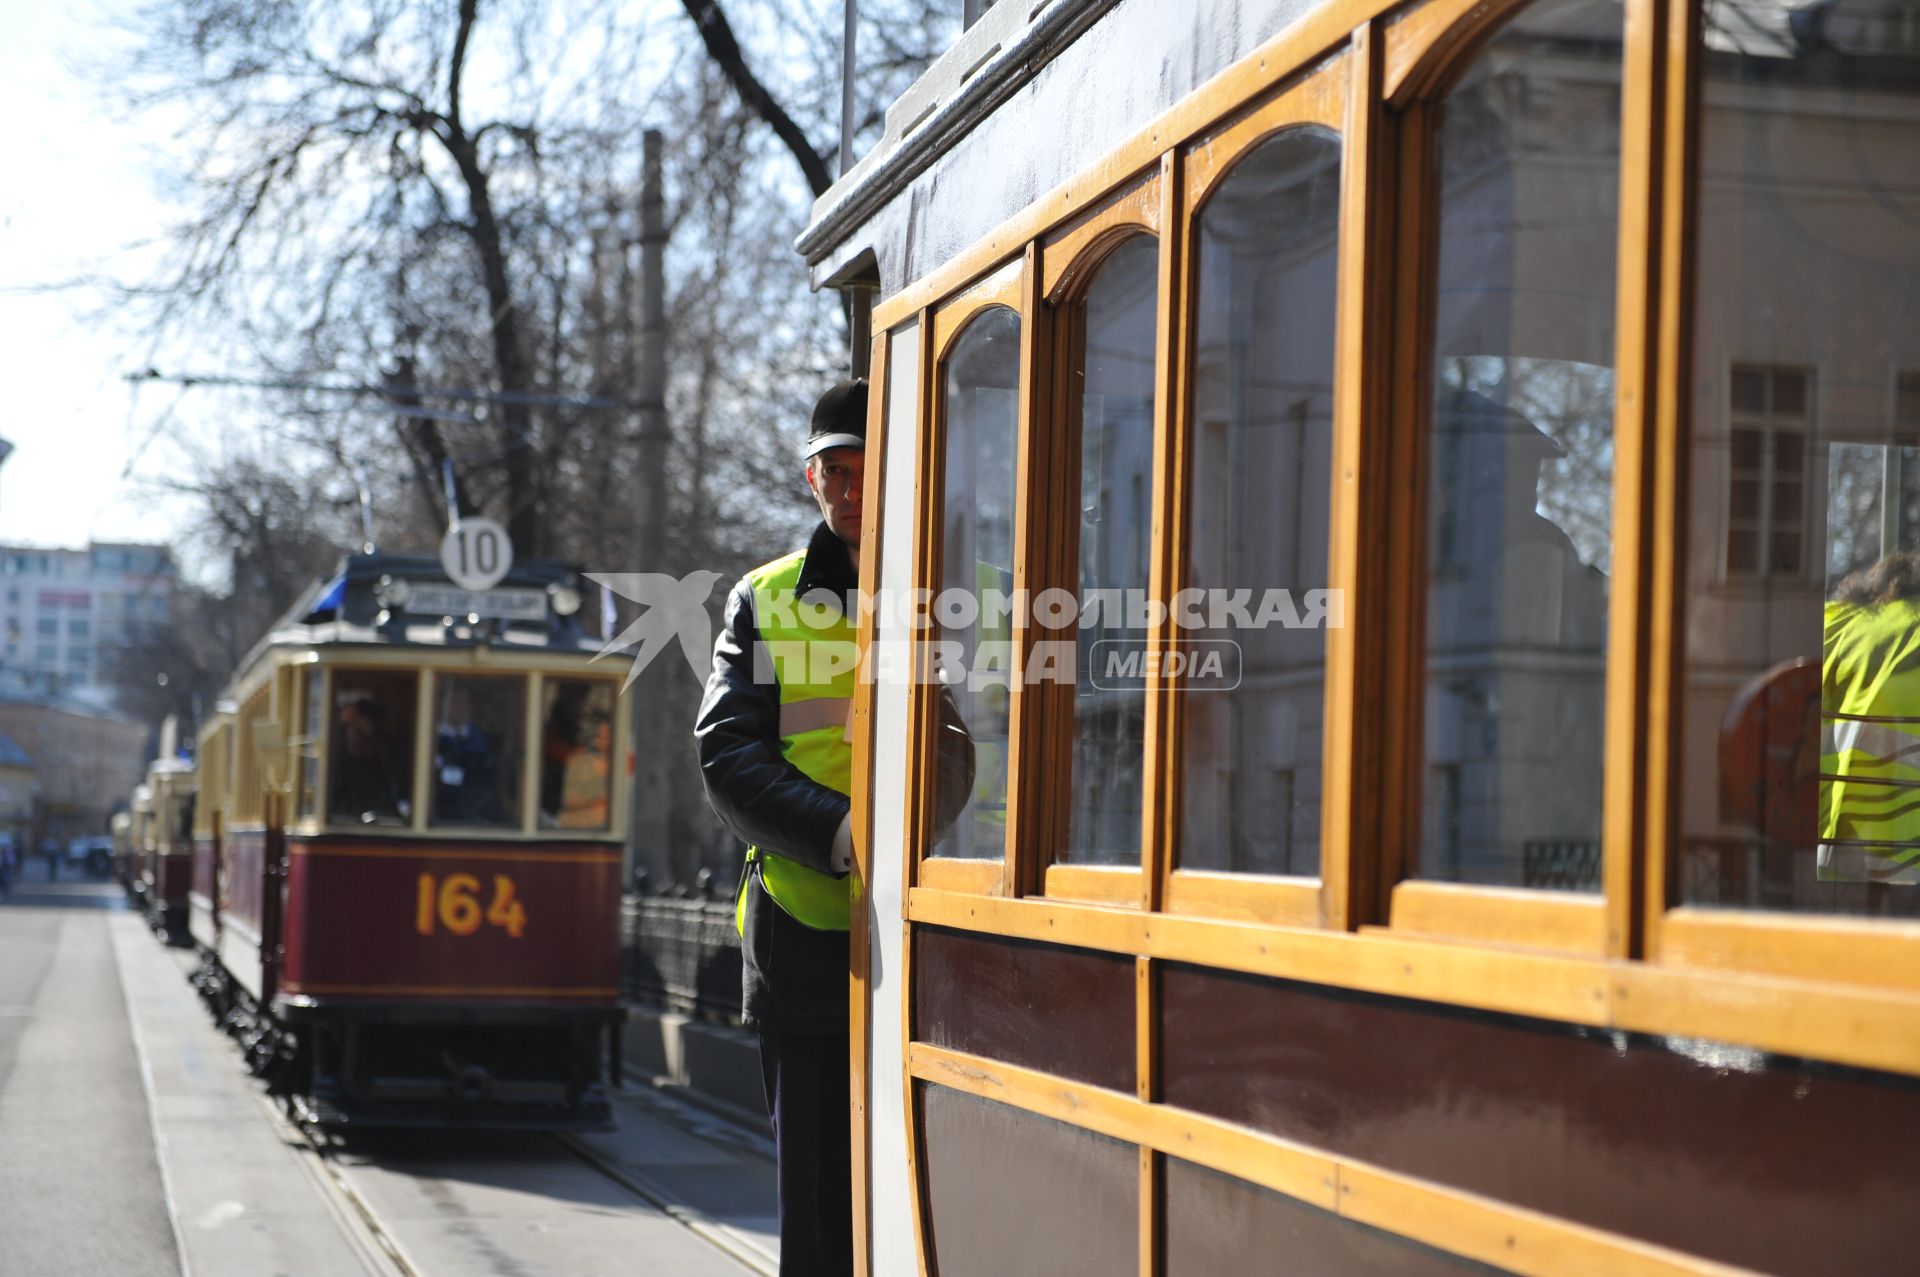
[36,644,56,666]
[68,619,88,639]
[36,619,56,637]
[1725,364,1811,580]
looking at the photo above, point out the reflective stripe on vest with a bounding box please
[1820,599,1920,882]
[735,549,857,933]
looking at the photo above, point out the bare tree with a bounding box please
[105,0,957,884]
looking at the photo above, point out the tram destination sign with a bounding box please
[404,584,547,622]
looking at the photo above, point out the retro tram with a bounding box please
[188,553,629,1128]
[803,0,1920,1274]
[135,747,196,944]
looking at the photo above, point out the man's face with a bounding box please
[807,446,864,546]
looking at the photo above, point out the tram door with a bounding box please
[260,794,288,1004]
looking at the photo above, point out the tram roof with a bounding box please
[236,552,602,672]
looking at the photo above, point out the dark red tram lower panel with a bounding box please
[279,838,622,999]
[261,836,624,1130]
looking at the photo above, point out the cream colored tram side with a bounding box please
[813,2,1920,1275]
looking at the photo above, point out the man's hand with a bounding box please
[830,814,855,876]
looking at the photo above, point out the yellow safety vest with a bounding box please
[1820,599,1920,882]
[736,550,857,933]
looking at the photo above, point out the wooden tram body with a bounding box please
[189,553,630,1129]
[138,757,195,943]
[808,1,1920,1274]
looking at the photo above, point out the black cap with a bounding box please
[802,379,869,459]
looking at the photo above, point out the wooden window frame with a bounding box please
[1162,52,1355,932]
[1645,0,1920,989]
[1371,0,1636,959]
[912,256,1031,897]
[1035,172,1163,907]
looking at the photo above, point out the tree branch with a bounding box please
[677,0,833,198]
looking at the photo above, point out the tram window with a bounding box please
[933,305,1021,861]
[540,678,617,831]
[296,669,323,821]
[1179,127,1341,878]
[1063,236,1158,867]
[1677,26,1920,918]
[428,674,526,830]
[328,670,416,826]
[1414,0,1622,893]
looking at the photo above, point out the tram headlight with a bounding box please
[374,574,412,610]
[548,579,582,617]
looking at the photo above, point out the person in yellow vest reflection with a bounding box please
[696,379,972,1277]
[1822,552,1920,891]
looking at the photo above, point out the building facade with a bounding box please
[0,542,176,706]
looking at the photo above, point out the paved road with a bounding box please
[0,861,179,1276]
[0,860,777,1276]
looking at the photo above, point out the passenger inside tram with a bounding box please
[332,695,403,824]
[539,679,615,830]
[430,677,522,828]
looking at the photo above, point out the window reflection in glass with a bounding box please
[1179,127,1342,877]
[1064,236,1159,866]
[934,305,1021,860]
[1418,0,1622,891]
[429,675,525,829]
[541,678,617,831]
[1679,9,1920,917]
[329,670,416,825]
[297,669,323,820]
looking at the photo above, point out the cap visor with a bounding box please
[802,432,865,458]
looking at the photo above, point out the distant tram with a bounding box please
[138,753,195,944]
[188,553,630,1128]
[801,1,1920,1274]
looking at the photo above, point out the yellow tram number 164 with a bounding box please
[414,873,528,939]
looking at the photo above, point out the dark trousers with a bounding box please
[758,1028,853,1277]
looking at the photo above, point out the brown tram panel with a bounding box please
[1159,962,1920,1276]
[914,925,1135,1091]
[1164,1156,1501,1277]
[920,1083,1139,1277]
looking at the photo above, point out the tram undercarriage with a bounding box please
[193,951,621,1130]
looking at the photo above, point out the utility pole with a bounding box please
[629,128,673,889]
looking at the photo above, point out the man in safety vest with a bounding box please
[695,378,971,1276]
[1822,552,1920,891]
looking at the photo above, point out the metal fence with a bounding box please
[1521,840,1603,891]
[621,875,743,1022]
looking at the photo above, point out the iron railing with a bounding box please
[621,872,742,1022]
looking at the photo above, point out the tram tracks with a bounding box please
[552,1131,779,1277]
[260,1085,777,1277]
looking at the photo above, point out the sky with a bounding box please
[0,0,195,559]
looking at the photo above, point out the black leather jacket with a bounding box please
[696,522,973,1030]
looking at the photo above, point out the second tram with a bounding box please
[190,552,630,1128]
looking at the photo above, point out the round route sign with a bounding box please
[440,518,514,591]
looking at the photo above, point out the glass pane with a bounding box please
[297,670,323,820]
[1065,236,1158,866]
[328,671,416,826]
[934,305,1020,860]
[1679,15,1920,916]
[1418,0,1623,891]
[428,675,526,829]
[540,679,618,831]
[1179,126,1342,876]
